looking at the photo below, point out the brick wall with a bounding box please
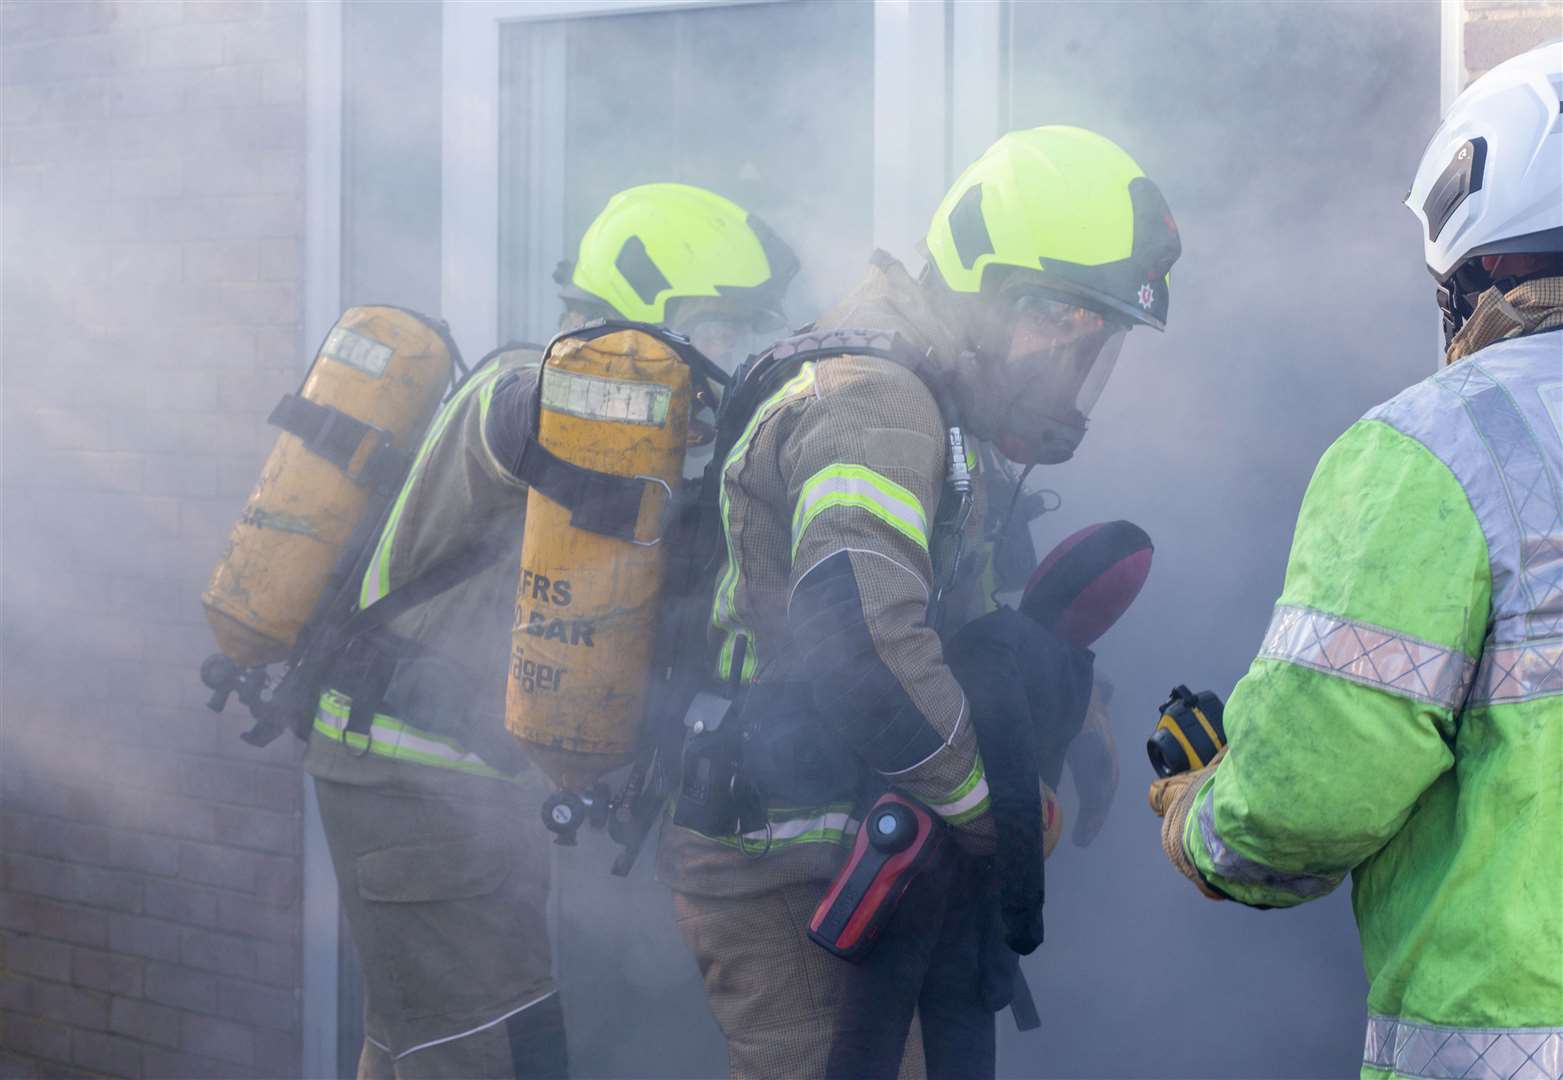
[1462,0,1563,83]
[1,2,308,1076]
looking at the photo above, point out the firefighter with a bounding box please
[305,183,797,1079]
[658,126,1182,1078]
[1148,44,1562,1079]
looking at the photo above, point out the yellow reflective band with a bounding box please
[709,362,818,679]
[928,756,991,825]
[691,803,858,851]
[1157,713,1205,770]
[791,465,929,558]
[360,365,505,608]
[1190,706,1221,750]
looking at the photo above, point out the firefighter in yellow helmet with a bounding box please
[658,127,1181,1078]
[305,183,797,1079]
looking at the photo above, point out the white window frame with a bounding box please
[440,0,1001,360]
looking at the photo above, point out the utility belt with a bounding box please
[672,674,871,844]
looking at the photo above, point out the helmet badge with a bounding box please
[1137,282,1156,310]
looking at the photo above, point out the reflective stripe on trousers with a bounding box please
[1364,1015,1563,1078]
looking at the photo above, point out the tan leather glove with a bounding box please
[1147,747,1227,901]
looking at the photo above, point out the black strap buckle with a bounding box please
[268,394,410,493]
[514,434,673,544]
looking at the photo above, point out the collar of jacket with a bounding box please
[812,251,965,370]
[1446,275,1563,364]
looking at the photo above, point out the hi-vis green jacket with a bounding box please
[304,346,541,794]
[1183,283,1563,1079]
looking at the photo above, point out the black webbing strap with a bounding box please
[268,394,410,494]
[329,531,513,739]
[511,434,662,543]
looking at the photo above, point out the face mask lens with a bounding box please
[1004,295,1126,419]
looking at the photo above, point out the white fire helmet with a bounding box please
[1405,41,1561,306]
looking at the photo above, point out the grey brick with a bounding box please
[107,913,181,962]
[215,892,294,945]
[0,973,32,1014]
[143,962,218,1014]
[249,767,298,814]
[0,1,115,45]
[216,282,299,326]
[141,1047,249,1080]
[70,866,144,914]
[142,878,219,929]
[180,1011,254,1066]
[251,938,296,989]
[188,0,269,22]
[256,235,297,280]
[211,804,296,856]
[112,155,183,200]
[180,927,255,979]
[109,995,181,1048]
[2,896,108,948]
[141,22,228,70]
[4,853,72,901]
[105,71,187,118]
[176,758,254,808]
[1,1009,71,1062]
[222,16,300,65]
[216,977,296,1031]
[32,979,109,1030]
[142,453,221,497]
[72,947,144,997]
[71,1028,143,1079]
[261,60,304,107]
[251,1031,302,1078]
[184,63,264,109]
[137,792,220,846]
[252,855,297,907]
[184,239,258,284]
[177,837,256,894]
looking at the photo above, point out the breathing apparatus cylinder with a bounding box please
[202,307,455,668]
[507,327,692,794]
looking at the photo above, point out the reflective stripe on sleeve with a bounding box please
[313,692,513,781]
[1363,1015,1563,1078]
[1468,636,1563,706]
[1258,604,1476,710]
[926,755,990,825]
[791,464,930,558]
[709,362,819,682]
[1191,782,1341,901]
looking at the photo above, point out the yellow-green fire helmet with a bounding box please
[925,126,1182,330]
[558,183,799,327]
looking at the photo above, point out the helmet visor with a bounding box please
[1006,293,1127,418]
[991,292,1128,464]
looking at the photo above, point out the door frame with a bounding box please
[438,0,1004,359]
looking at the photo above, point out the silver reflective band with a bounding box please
[540,367,671,426]
[1260,604,1476,710]
[1363,1015,1563,1079]
[1469,637,1563,706]
[1196,789,1340,900]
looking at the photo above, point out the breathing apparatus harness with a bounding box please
[201,337,524,755]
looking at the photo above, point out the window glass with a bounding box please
[499,1,874,345]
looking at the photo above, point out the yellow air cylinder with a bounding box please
[507,328,691,792]
[202,307,454,668]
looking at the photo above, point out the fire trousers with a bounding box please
[671,879,926,1080]
[315,777,566,1079]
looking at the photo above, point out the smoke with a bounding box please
[0,1,1441,1077]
